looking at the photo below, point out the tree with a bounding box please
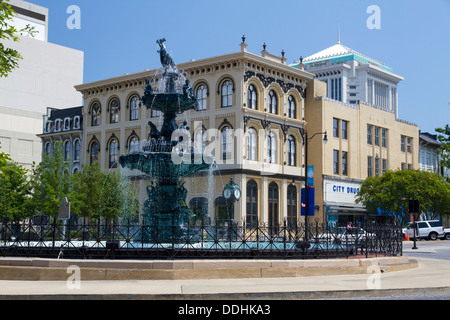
[0,143,32,222]
[29,141,71,218]
[436,124,450,172]
[97,170,139,221]
[356,169,450,224]
[70,163,139,221]
[0,0,37,77]
[69,162,103,221]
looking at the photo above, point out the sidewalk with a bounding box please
[0,256,449,299]
[402,241,437,253]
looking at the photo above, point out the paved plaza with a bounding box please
[0,247,449,300]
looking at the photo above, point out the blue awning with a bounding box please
[367,206,406,218]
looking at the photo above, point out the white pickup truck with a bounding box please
[403,220,446,241]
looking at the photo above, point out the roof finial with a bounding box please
[338,24,341,44]
[240,35,248,52]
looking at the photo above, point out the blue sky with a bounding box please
[26,0,450,134]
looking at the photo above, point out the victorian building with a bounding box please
[37,106,83,174]
[419,132,442,175]
[418,131,450,222]
[75,39,312,226]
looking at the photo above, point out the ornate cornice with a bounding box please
[76,50,314,98]
[244,70,306,98]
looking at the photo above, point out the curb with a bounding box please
[1,286,450,300]
[0,256,417,281]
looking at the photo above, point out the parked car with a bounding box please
[403,220,445,241]
[443,228,450,240]
[313,227,376,245]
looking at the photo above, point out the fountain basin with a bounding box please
[142,93,198,114]
[119,152,214,181]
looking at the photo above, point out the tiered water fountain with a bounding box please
[119,39,214,242]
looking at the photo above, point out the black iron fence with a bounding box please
[0,218,403,259]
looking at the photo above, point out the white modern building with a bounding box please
[299,41,403,119]
[0,0,84,169]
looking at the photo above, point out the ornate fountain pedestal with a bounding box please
[119,39,214,243]
[119,150,213,243]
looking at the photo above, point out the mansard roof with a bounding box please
[47,106,83,121]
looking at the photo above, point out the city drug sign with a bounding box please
[324,178,361,204]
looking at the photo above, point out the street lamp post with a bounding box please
[409,197,419,250]
[301,129,328,241]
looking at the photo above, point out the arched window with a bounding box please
[268,131,277,164]
[130,96,139,121]
[73,140,81,161]
[45,121,52,133]
[221,126,232,161]
[268,90,278,114]
[55,119,62,132]
[194,129,206,153]
[268,182,279,234]
[44,142,51,154]
[287,135,296,166]
[91,102,100,126]
[287,185,297,227]
[129,136,140,153]
[247,84,257,109]
[196,84,208,111]
[63,141,70,161]
[109,98,120,123]
[73,116,80,129]
[90,141,99,164]
[63,118,71,131]
[221,80,233,107]
[247,128,257,161]
[109,139,119,168]
[288,95,296,119]
[246,180,258,228]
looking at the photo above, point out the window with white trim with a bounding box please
[267,131,277,164]
[221,80,233,107]
[196,85,208,111]
[247,128,257,161]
